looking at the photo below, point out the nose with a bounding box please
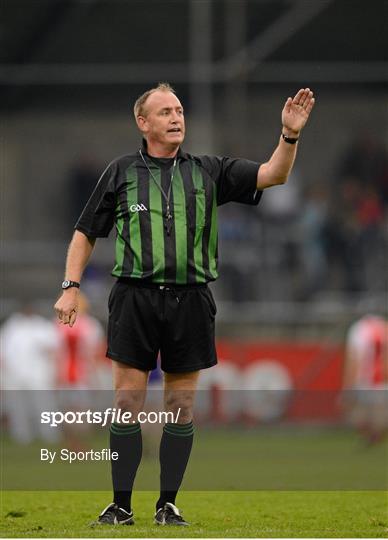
[171,110,181,123]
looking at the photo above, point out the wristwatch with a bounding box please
[61,280,80,290]
[282,132,299,144]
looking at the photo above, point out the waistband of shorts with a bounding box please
[117,277,208,290]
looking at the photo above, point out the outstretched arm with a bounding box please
[53,230,96,327]
[257,88,315,190]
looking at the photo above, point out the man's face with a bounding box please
[137,91,185,148]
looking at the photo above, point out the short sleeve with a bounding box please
[75,161,117,238]
[198,155,262,207]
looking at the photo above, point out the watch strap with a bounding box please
[282,133,299,144]
[62,280,80,290]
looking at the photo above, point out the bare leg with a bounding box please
[163,371,200,423]
[112,361,149,418]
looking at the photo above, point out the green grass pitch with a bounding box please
[1,490,387,538]
[2,427,388,537]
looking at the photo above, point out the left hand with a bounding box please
[281,88,315,136]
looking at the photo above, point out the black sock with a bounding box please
[110,422,142,512]
[156,421,194,511]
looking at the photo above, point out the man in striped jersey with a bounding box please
[54,83,315,526]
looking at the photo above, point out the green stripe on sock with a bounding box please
[110,422,141,435]
[110,425,141,433]
[163,422,194,436]
[110,427,141,436]
[164,424,194,433]
[164,427,194,437]
[164,421,193,430]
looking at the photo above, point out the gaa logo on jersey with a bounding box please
[129,203,148,212]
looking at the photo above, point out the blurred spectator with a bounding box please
[218,205,257,302]
[342,314,388,445]
[357,185,385,290]
[338,133,388,206]
[261,169,302,224]
[219,205,252,242]
[325,169,386,293]
[260,169,302,299]
[325,177,365,292]
[0,302,60,443]
[298,183,329,299]
[324,134,388,293]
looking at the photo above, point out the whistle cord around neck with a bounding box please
[138,149,177,236]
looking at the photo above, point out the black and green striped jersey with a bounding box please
[75,141,262,285]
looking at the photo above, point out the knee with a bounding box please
[165,392,194,424]
[114,389,145,416]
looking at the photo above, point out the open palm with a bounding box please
[282,88,315,134]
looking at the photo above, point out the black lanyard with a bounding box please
[139,149,177,236]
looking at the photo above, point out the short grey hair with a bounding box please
[133,82,176,118]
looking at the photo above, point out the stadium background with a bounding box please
[1,1,388,533]
[2,0,387,397]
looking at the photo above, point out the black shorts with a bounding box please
[106,278,218,373]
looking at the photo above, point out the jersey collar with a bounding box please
[140,138,189,161]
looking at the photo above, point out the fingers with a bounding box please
[62,312,71,325]
[305,96,315,114]
[284,96,293,113]
[69,310,78,327]
[293,88,314,110]
[58,309,77,325]
[298,88,310,106]
[54,302,77,326]
[54,305,63,323]
[293,88,306,105]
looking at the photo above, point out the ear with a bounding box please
[136,115,148,134]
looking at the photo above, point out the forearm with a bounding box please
[54,230,95,326]
[257,133,299,189]
[257,87,315,190]
[64,230,96,282]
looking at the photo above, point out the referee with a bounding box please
[54,83,315,526]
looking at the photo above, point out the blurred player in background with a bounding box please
[343,314,388,444]
[54,83,315,526]
[56,291,105,390]
[0,302,60,444]
[55,292,106,450]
